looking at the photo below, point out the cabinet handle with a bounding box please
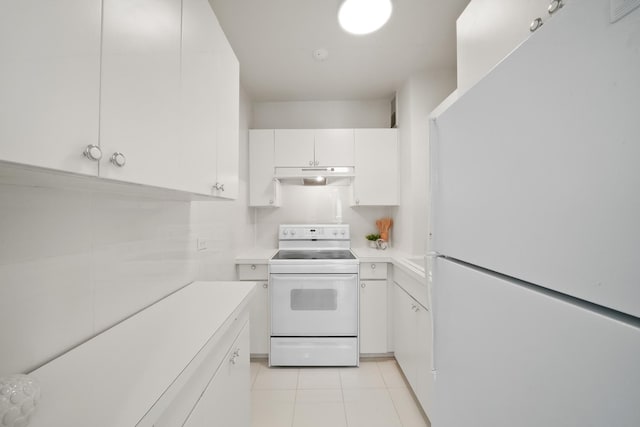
[213,182,225,192]
[229,348,240,364]
[263,283,268,288]
[110,152,126,167]
[251,264,257,270]
[548,0,563,15]
[529,17,543,32]
[361,282,366,288]
[314,160,319,166]
[83,144,102,161]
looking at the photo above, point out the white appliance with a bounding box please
[269,224,359,367]
[428,1,640,426]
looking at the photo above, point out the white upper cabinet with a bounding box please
[100,0,183,190]
[0,0,102,175]
[274,129,354,167]
[213,29,240,199]
[314,129,355,167]
[352,128,399,206]
[249,130,281,207]
[274,129,315,167]
[0,0,239,198]
[179,0,220,195]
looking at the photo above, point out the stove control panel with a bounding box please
[279,224,350,240]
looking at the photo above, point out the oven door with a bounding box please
[270,273,358,336]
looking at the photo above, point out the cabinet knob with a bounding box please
[314,160,319,166]
[213,182,225,192]
[262,283,268,288]
[251,264,256,270]
[548,0,563,15]
[269,199,274,204]
[83,144,102,161]
[361,282,366,288]
[530,17,543,32]
[309,160,313,166]
[355,199,360,205]
[370,264,376,269]
[110,152,126,167]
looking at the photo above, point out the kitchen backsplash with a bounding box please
[254,185,394,248]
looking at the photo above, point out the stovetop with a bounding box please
[272,250,356,260]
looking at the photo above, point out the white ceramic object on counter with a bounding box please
[0,374,40,427]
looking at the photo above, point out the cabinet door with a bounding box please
[249,130,280,207]
[414,303,433,418]
[180,0,219,195]
[213,32,239,199]
[249,281,269,355]
[360,280,388,354]
[353,129,399,206]
[184,323,250,427]
[100,0,182,189]
[393,283,413,378]
[274,129,315,167]
[0,0,101,175]
[314,129,354,167]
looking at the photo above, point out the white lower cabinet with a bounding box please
[359,280,388,354]
[249,281,269,355]
[183,322,250,427]
[156,319,250,427]
[237,263,270,355]
[393,282,434,418]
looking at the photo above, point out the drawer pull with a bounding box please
[251,264,256,270]
[370,264,376,269]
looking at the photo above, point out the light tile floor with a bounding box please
[250,358,430,427]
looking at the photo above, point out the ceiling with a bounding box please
[208,0,471,102]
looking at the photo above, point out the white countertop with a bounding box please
[235,248,278,264]
[29,281,256,427]
[236,247,426,281]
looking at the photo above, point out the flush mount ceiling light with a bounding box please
[338,0,393,35]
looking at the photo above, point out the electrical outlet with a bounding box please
[197,238,208,251]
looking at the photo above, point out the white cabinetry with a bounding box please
[353,129,399,206]
[249,130,281,207]
[237,263,270,355]
[393,281,433,417]
[183,322,250,427]
[274,129,354,167]
[0,0,239,198]
[100,0,183,189]
[359,262,389,354]
[0,0,102,176]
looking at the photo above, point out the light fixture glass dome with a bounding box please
[338,0,393,35]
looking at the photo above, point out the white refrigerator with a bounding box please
[428,0,640,426]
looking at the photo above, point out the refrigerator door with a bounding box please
[429,0,640,317]
[432,257,640,427]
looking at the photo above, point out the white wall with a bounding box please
[250,99,394,248]
[252,100,391,129]
[394,69,457,255]
[0,86,255,377]
[457,0,550,93]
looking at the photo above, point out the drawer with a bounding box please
[360,262,388,280]
[237,263,268,280]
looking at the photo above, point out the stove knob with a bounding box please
[291,230,296,235]
[283,229,289,235]
[340,229,346,235]
[333,230,338,236]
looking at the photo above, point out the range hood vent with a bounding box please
[274,167,354,186]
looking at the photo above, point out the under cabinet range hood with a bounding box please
[274,167,354,186]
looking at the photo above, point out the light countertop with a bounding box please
[29,281,256,427]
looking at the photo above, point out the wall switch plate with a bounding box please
[610,0,640,22]
[197,238,208,251]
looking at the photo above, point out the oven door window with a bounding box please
[290,289,338,311]
[270,274,358,336]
